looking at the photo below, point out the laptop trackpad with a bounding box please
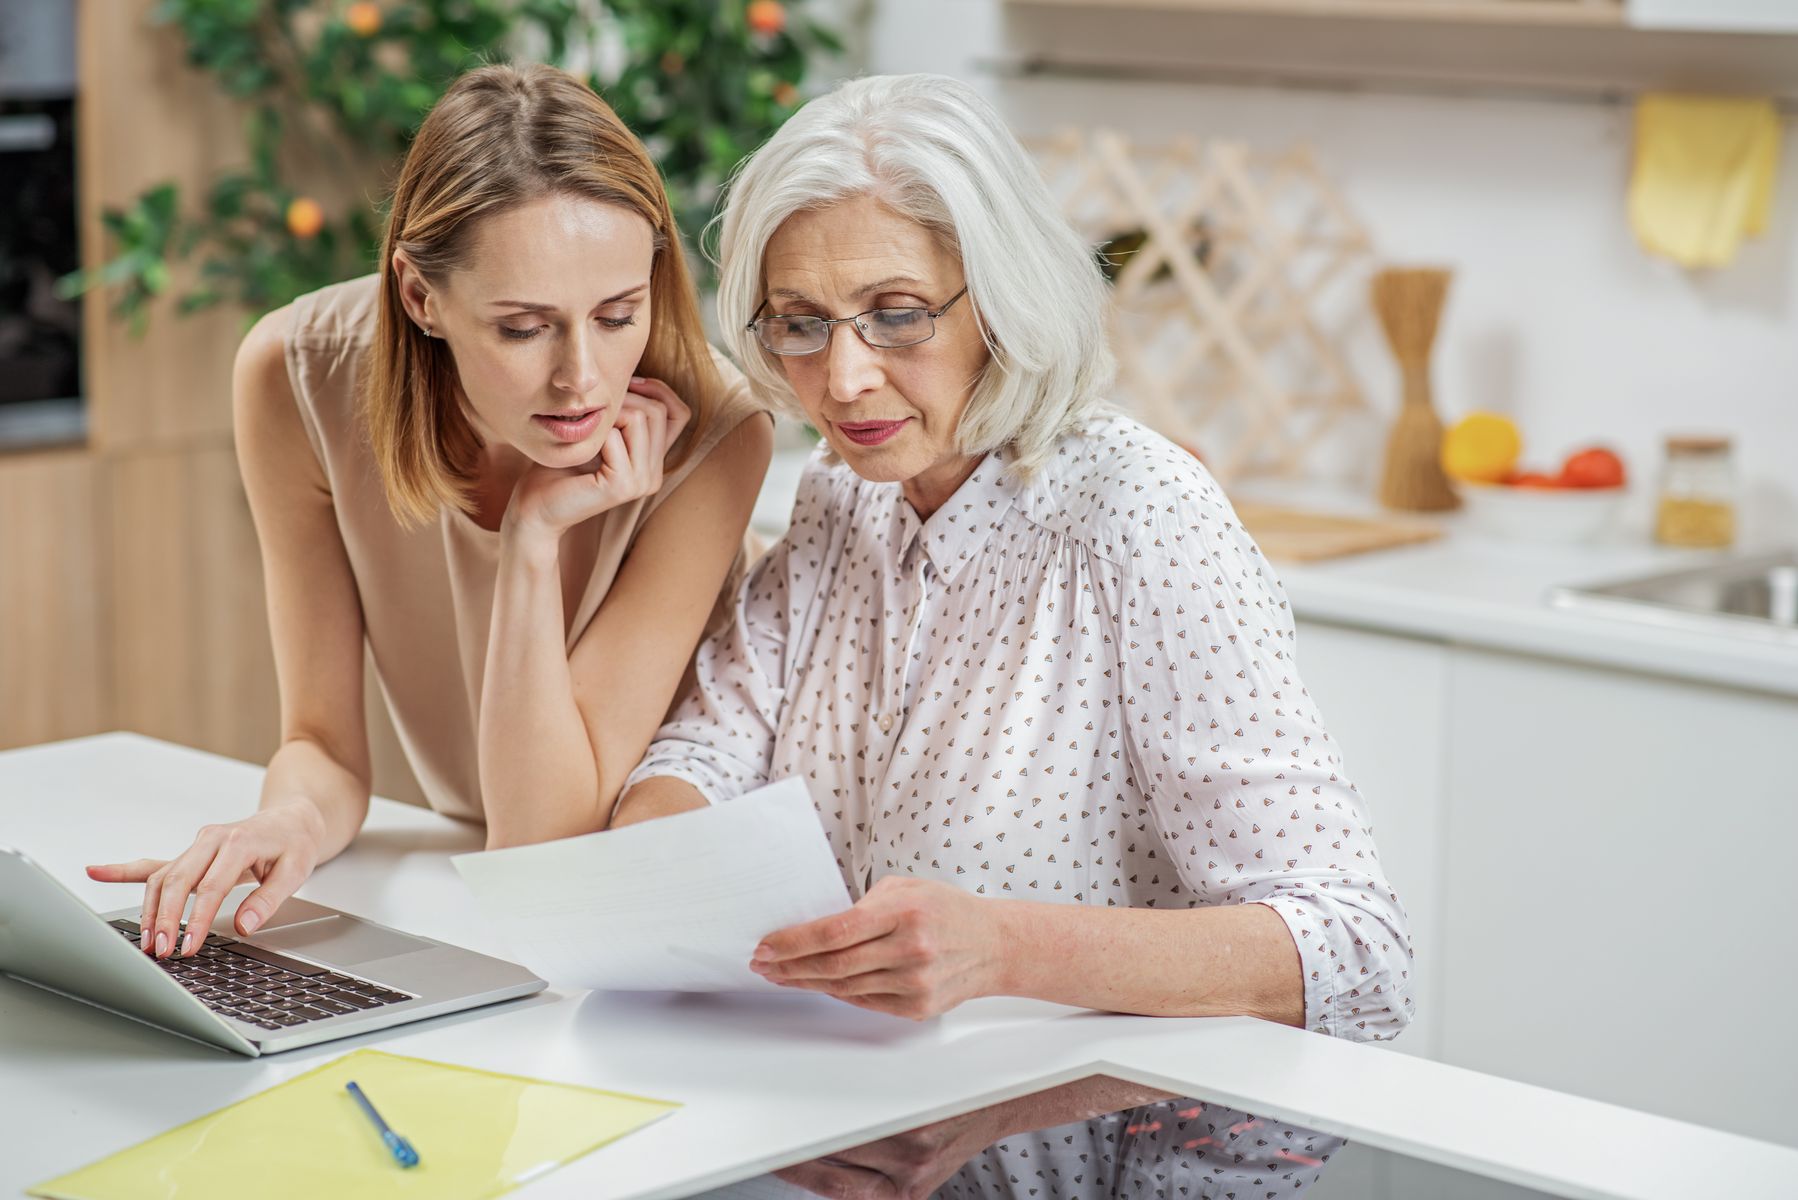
[252,916,432,967]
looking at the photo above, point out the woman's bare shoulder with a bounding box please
[231,302,334,496]
[233,303,297,418]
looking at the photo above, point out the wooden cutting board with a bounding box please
[1232,502,1443,563]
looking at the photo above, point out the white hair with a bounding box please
[712,73,1115,476]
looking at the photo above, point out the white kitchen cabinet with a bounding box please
[1292,611,1798,1149]
[1307,1139,1554,1200]
[1630,0,1798,33]
[1292,619,1451,1061]
[1438,646,1798,1147]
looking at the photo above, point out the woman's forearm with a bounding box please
[479,532,607,848]
[257,734,372,863]
[992,899,1305,1025]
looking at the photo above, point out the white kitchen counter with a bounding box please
[752,447,1798,698]
[1274,533,1798,698]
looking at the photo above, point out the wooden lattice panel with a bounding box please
[1032,129,1377,482]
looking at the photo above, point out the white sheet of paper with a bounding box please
[451,778,853,992]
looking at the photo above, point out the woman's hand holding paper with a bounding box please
[749,876,1007,1020]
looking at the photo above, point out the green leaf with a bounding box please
[141,258,172,295]
[802,20,844,54]
[179,289,222,314]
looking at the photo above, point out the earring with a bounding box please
[421,324,435,338]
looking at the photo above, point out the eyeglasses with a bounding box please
[747,287,969,357]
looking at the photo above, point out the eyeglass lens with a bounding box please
[757,306,935,355]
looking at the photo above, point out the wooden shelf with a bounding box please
[997,2,1798,108]
[1005,0,1626,28]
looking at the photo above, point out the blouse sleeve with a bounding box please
[1102,475,1416,1043]
[622,456,846,805]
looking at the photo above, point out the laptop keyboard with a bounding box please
[107,919,414,1033]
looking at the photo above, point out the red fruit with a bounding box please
[1558,447,1626,489]
[1510,472,1561,489]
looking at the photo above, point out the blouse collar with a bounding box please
[892,445,1027,581]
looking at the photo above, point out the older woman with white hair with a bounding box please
[615,75,1413,1048]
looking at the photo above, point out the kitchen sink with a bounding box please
[1550,550,1798,645]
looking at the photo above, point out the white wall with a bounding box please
[860,0,1798,542]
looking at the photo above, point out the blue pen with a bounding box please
[345,1081,421,1168]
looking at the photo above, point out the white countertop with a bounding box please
[7,733,1798,1200]
[1275,533,1798,697]
[753,448,1798,699]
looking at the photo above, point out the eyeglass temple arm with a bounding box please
[929,286,969,317]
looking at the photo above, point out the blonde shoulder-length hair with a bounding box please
[364,63,719,527]
[713,73,1114,477]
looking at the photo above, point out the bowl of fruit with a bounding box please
[1441,414,1628,544]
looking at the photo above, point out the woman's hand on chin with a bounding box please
[502,376,690,550]
[749,875,1009,1020]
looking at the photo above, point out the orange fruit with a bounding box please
[285,197,325,240]
[772,80,799,107]
[747,0,786,35]
[345,2,381,36]
[1441,412,1522,484]
[1558,446,1626,489]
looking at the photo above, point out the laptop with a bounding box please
[0,845,545,1056]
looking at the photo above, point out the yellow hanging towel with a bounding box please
[1629,93,1782,269]
[28,1049,679,1200]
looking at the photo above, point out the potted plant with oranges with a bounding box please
[62,0,842,332]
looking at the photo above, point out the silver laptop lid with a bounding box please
[0,845,545,1057]
[0,845,257,1055]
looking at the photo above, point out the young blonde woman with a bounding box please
[88,63,773,961]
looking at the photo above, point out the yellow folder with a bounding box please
[29,1049,679,1200]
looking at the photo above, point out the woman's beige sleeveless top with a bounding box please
[283,274,765,823]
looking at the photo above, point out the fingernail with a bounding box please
[182,930,197,956]
[630,375,645,384]
[752,944,773,962]
[140,928,150,952]
[155,932,169,958]
[240,910,261,935]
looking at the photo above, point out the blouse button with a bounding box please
[877,713,894,734]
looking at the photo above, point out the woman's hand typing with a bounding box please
[85,802,327,958]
